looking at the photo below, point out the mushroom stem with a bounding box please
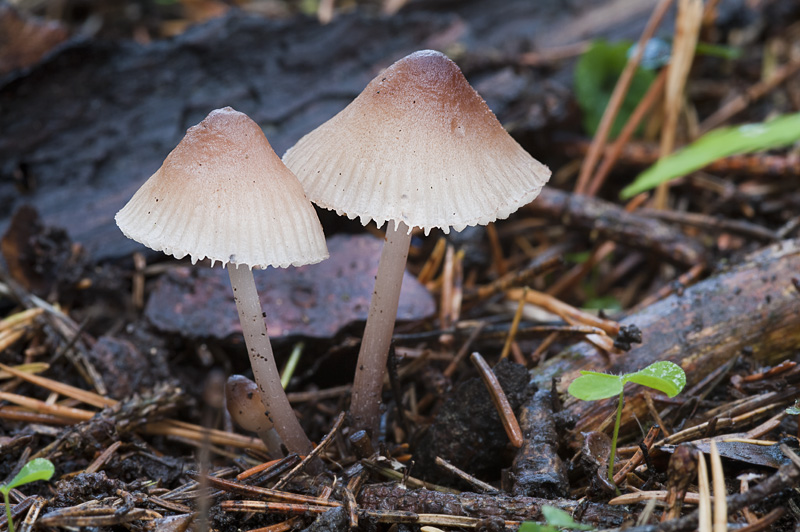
[349,221,412,437]
[227,264,313,455]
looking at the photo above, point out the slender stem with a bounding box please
[257,429,285,458]
[349,221,412,438]
[609,389,625,486]
[4,491,14,532]
[228,264,313,455]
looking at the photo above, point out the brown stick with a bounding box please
[586,69,668,197]
[527,188,707,266]
[196,474,341,507]
[507,288,620,336]
[654,0,703,209]
[699,58,800,134]
[575,0,675,194]
[638,208,778,242]
[470,352,523,448]
[358,484,628,526]
[613,424,661,485]
[434,457,496,493]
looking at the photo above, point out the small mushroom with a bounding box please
[116,107,328,455]
[225,374,283,457]
[284,50,550,437]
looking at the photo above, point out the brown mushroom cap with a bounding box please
[116,107,328,268]
[225,374,273,434]
[283,50,551,234]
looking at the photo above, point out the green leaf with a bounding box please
[568,362,686,402]
[583,296,622,312]
[574,40,656,138]
[621,113,800,198]
[787,400,800,416]
[519,522,555,532]
[299,0,319,15]
[695,42,742,60]
[541,506,594,530]
[568,371,624,401]
[2,459,55,493]
[565,251,592,264]
[624,361,686,397]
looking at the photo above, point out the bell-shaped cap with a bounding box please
[116,107,329,268]
[283,50,551,235]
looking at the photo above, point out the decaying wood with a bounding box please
[532,238,800,435]
[508,388,568,498]
[34,383,184,459]
[527,188,708,266]
[0,497,34,530]
[639,208,778,243]
[357,483,631,527]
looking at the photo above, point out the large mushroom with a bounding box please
[116,107,328,455]
[283,50,551,437]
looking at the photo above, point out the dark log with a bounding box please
[0,11,457,260]
[357,483,631,528]
[527,188,708,266]
[508,388,569,498]
[0,0,662,260]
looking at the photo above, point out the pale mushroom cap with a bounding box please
[283,50,551,235]
[116,107,329,269]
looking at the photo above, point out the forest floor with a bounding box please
[1,0,800,531]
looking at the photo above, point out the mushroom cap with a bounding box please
[283,50,551,235]
[225,375,273,433]
[116,107,329,269]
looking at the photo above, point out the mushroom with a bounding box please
[116,107,328,455]
[226,374,283,457]
[283,50,551,437]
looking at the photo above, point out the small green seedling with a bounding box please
[0,458,55,532]
[786,400,800,416]
[568,361,686,486]
[519,505,594,532]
